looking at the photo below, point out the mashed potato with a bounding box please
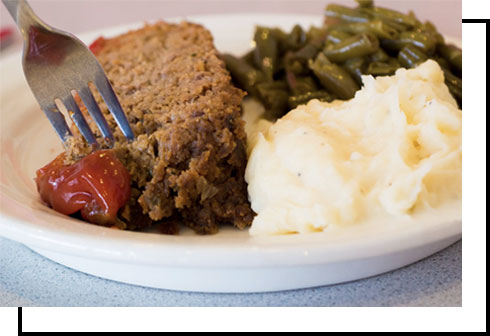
[245,60,462,236]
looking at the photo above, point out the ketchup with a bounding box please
[35,150,131,226]
[89,36,106,55]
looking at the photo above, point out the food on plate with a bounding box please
[32,2,461,237]
[245,60,462,236]
[36,21,254,234]
[35,150,131,225]
[223,0,462,119]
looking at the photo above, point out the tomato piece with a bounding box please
[35,150,131,226]
[89,36,106,55]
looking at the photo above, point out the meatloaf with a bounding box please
[67,21,255,234]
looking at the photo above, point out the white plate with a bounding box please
[0,14,461,293]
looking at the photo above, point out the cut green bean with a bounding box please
[381,30,437,54]
[306,25,328,44]
[432,56,451,70]
[407,11,422,28]
[343,57,366,84]
[442,68,462,90]
[289,91,334,109]
[285,58,306,75]
[437,44,462,72]
[270,28,289,53]
[361,6,419,28]
[271,26,306,52]
[325,4,371,23]
[421,21,445,44]
[442,68,462,107]
[356,0,373,8]
[325,30,352,44]
[287,24,307,50]
[289,43,321,61]
[256,81,290,119]
[222,53,266,96]
[401,31,437,53]
[367,58,400,76]
[284,43,321,75]
[398,44,428,68]
[323,33,379,62]
[369,48,389,62]
[334,19,399,39]
[286,73,319,95]
[242,49,255,66]
[309,53,360,99]
[253,27,279,80]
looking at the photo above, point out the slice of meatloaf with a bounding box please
[67,21,254,234]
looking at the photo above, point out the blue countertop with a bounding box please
[0,237,461,307]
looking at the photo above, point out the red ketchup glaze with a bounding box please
[35,150,131,226]
[89,36,106,55]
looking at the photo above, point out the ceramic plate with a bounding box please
[0,14,462,293]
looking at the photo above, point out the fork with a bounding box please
[2,0,134,146]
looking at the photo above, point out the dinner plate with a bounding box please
[0,14,462,293]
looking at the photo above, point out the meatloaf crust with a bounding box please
[67,21,254,234]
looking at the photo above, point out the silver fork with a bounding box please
[2,0,134,146]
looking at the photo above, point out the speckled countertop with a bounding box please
[0,237,461,307]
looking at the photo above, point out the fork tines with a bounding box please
[46,76,134,148]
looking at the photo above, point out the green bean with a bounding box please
[325,30,352,44]
[271,26,307,52]
[285,58,305,75]
[407,11,423,28]
[437,44,462,72]
[355,0,373,8]
[432,56,451,71]
[423,20,438,33]
[270,28,289,53]
[306,25,328,44]
[442,68,462,107]
[398,44,428,68]
[421,21,445,44]
[325,4,371,23]
[343,57,366,84]
[445,81,462,108]
[323,33,379,62]
[224,0,463,119]
[242,49,255,66]
[381,30,437,54]
[289,91,334,109]
[284,43,321,75]
[401,31,437,53]
[287,24,307,50]
[222,53,266,96]
[256,81,290,118]
[289,43,320,61]
[334,19,399,40]
[253,26,279,80]
[309,53,360,99]
[442,68,462,90]
[367,58,400,76]
[286,73,319,95]
[361,6,419,28]
[369,48,389,62]
[378,17,409,33]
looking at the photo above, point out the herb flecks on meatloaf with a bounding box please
[67,21,254,234]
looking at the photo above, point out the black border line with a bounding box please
[18,307,21,335]
[462,18,489,23]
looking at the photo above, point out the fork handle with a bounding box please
[2,0,45,38]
